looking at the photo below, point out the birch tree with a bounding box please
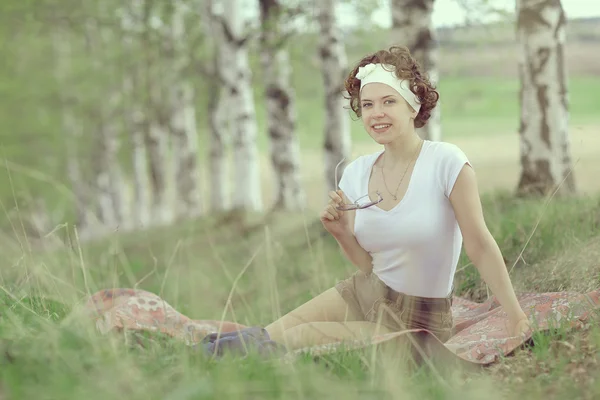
[120,0,151,228]
[390,0,441,142]
[84,15,128,231]
[516,0,575,196]
[219,0,263,212]
[201,0,230,212]
[259,0,305,210]
[142,0,173,224]
[166,1,202,218]
[318,0,351,193]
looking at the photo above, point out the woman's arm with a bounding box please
[449,165,530,336]
[335,193,374,274]
[334,230,373,274]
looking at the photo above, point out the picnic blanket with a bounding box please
[82,287,600,366]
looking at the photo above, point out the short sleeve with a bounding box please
[440,143,471,198]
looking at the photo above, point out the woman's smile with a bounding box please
[371,123,392,134]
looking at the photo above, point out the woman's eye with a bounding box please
[361,103,372,108]
[385,99,395,104]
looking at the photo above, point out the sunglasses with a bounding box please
[334,157,384,211]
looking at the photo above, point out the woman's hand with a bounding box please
[320,190,352,239]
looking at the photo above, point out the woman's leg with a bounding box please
[265,287,361,344]
[279,321,395,350]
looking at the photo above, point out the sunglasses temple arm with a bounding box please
[334,157,346,193]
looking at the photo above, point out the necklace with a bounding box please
[380,140,423,201]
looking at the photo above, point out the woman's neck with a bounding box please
[382,132,423,168]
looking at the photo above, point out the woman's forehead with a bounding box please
[360,83,399,100]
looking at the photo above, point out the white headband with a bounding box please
[356,63,421,113]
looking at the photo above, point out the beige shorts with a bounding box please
[335,271,454,343]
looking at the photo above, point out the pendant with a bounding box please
[392,195,397,200]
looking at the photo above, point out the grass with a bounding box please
[1,187,600,399]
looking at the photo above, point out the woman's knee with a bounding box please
[280,323,315,349]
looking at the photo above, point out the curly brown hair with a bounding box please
[344,45,439,129]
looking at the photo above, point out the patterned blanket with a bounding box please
[82,288,600,366]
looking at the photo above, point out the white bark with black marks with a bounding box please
[202,0,230,212]
[260,0,305,210]
[144,107,172,224]
[142,5,173,225]
[119,0,152,229]
[391,0,441,142]
[168,2,202,218]
[221,0,263,212]
[516,0,575,196]
[318,0,351,194]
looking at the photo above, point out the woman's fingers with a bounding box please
[327,204,340,219]
[328,190,343,204]
[320,209,336,221]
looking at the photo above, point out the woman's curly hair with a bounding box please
[344,45,439,129]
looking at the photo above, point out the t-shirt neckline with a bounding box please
[364,140,430,213]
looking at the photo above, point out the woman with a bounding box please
[264,45,530,354]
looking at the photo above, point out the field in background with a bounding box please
[253,123,600,214]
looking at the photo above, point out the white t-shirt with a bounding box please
[338,140,471,298]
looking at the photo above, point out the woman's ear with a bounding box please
[409,108,418,121]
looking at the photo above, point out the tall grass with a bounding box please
[1,185,599,399]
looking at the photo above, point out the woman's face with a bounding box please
[359,82,416,145]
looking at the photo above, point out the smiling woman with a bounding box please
[260,45,531,365]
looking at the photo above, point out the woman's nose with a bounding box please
[372,102,385,116]
[372,107,385,118]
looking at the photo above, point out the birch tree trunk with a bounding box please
[516,0,575,196]
[259,0,305,210]
[94,108,121,230]
[221,0,263,212]
[84,18,126,231]
[391,0,441,142]
[143,0,173,224]
[168,2,202,218]
[129,116,152,226]
[202,0,230,212]
[121,0,152,228]
[318,0,351,193]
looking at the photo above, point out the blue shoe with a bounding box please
[200,327,287,359]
